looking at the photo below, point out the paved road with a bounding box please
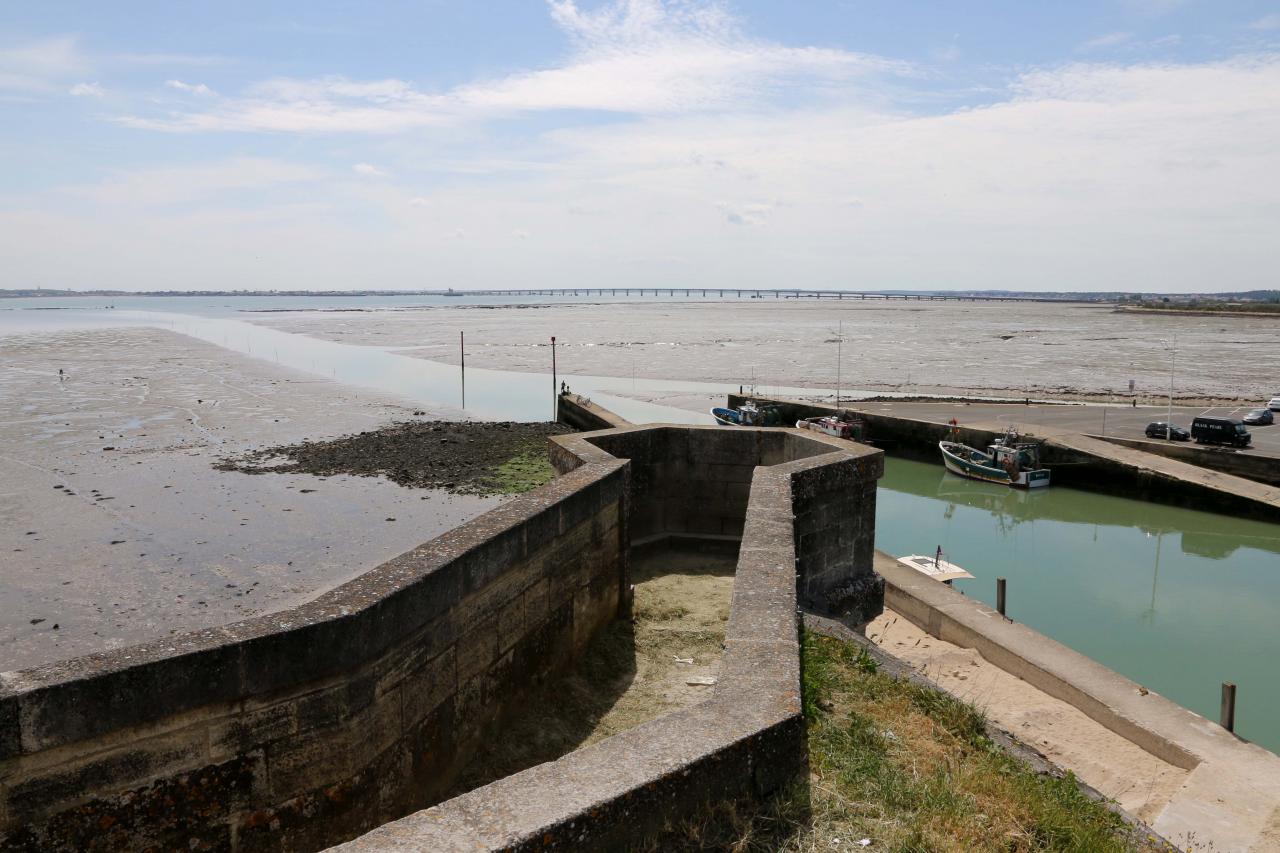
[852,400,1280,459]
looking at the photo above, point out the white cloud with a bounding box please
[1079,32,1132,51]
[353,162,389,177]
[513,228,530,239]
[166,79,216,96]
[61,157,323,207]
[0,35,88,94]
[114,0,909,133]
[408,196,430,207]
[1248,14,1280,31]
[69,81,104,97]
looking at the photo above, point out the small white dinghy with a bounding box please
[897,553,974,584]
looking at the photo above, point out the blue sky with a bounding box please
[2,0,1278,292]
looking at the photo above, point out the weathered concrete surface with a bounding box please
[556,392,629,432]
[333,428,884,851]
[877,552,1280,853]
[734,394,1280,522]
[0,460,630,851]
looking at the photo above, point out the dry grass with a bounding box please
[646,632,1172,853]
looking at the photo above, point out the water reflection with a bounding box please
[876,456,1280,752]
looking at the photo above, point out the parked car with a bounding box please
[1270,396,1280,412]
[1243,408,1275,425]
[1145,422,1190,441]
[1191,416,1252,447]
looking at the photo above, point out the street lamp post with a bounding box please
[1166,332,1176,441]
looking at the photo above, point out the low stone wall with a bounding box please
[335,428,884,850]
[1097,434,1280,487]
[556,392,629,432]
[0,461,629,851]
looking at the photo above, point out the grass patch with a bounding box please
[647,631,1170,852]
[483,440,557,494]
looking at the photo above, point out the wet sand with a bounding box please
[0,327,498,672]
[245,300,1278,404]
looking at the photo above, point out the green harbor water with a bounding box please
[875,456,1280,753]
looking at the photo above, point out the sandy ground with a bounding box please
[0,327,499,672]
[452,546,734,795]
[244,300,1277,404]
[866,609,1188,824]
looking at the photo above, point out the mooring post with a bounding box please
[1221,682,1237,732]
[460,331,466,410]
[996,577,1007,617]
[551,335,558,421]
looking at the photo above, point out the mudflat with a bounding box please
[246,299,1278,403]
[0,327,499,672]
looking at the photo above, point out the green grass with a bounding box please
[483,441,557,494]
[647,631,1171,852]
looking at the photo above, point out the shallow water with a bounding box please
[876,456,1280,752]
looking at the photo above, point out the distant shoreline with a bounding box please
[1114,305,1280,319]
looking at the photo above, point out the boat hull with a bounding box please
[939,441,1050,489]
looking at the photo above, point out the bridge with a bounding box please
[432,287,1081,302]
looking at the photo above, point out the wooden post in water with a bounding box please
[551,336,557,422]
[460,331,465,410]
[996,577,1007,617]
[1221,682,1237,732]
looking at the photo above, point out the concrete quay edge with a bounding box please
[877,552,1280,853]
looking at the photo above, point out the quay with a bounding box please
[731,394,1280,523]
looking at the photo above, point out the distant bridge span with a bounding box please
[428,288,1082,303]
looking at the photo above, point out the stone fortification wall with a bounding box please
[2,422,885,852]
[336,427,884,850]
[0,460,629,852]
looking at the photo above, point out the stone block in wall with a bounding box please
[209,699,297,764]
[455,615,499,684]
[397,646,457,734]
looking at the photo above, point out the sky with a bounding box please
[1,1,1278,293]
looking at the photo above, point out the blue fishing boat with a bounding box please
[710,400,782,427]
[939,428,1050,489]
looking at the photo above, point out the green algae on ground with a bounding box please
[483,441,558,494]
[214,420,572,496]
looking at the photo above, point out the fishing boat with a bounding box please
[897,552,975,585]
[710,400,782,427]
[795,413,864,441]
[939,428,1050,489]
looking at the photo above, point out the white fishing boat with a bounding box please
[939,427,1050,489]
[897,553,975,584]
[795,413,864,441]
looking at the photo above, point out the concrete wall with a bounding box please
[1097,435,1280,487]
[334,427,884,851]
[0,461,629,852]
[734,395,1280,522]
[555,392,629,432]
[2,422,886,852]
[876,552,1280,852]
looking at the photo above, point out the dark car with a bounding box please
[1191,416,1252,447]
[1243,408,1275,426]
[1145,422,1190,441]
